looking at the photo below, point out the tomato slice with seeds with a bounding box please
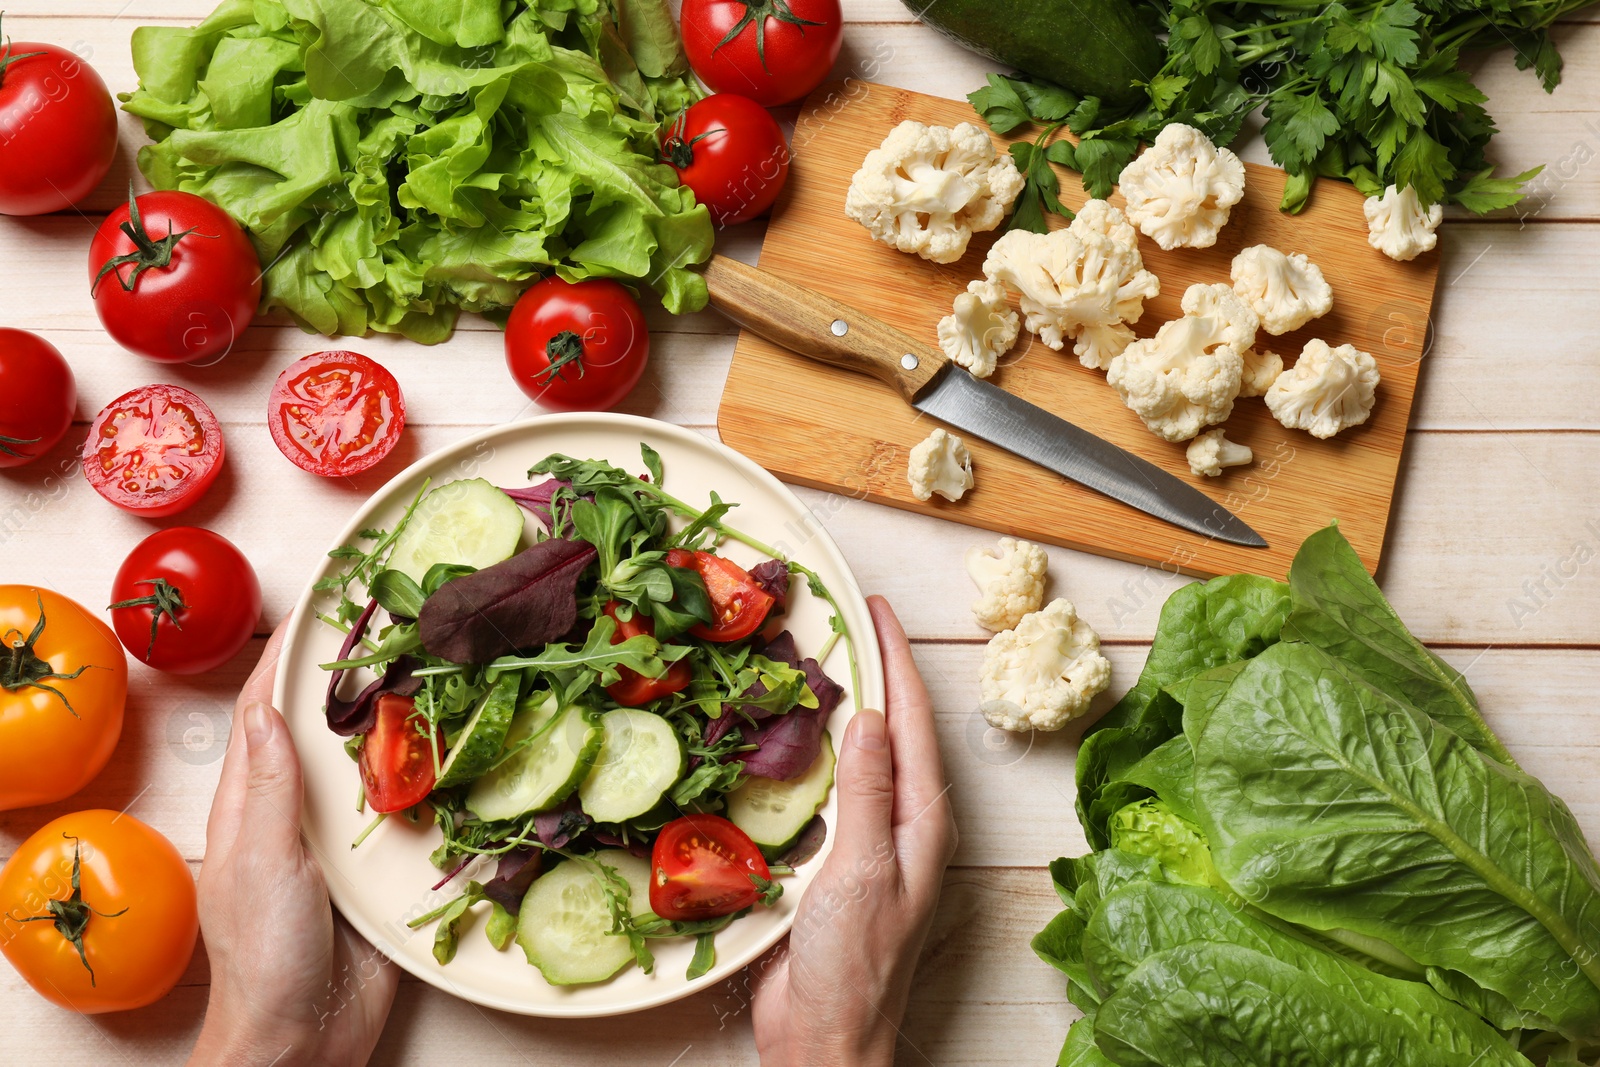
[359,694,443,814]
[649,814,773,921]
[665,549,775,643]
[268,351,405,477]
[81,384,224,518]
[602,600,692,706]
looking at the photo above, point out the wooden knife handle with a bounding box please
[702,255,949,403]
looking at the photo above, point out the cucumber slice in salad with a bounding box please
[516,850,651,986]
[466,694,603,822]
[388,478,524,585]
[579,709,686,824]
[726,731,836,855]
[435,673,521,789]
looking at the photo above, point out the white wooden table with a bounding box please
[2,4,1598,1064]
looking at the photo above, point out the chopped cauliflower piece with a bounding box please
[1186,429,1254,477]
[981,200,1159,369]
[845,121,1025,264]
[980,598,1112,732]
[937,279,1019,379]
[907,428,974,502]
[1117,123,1246,250]
[1106,283,1259,442]
[1364,184,1442,262]
[1265,339,1381,439]
[1239,346,1284,398]
[1230,245,1333,335]
[966,537,1048,632]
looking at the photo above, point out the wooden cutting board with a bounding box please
[717,81,1440,578]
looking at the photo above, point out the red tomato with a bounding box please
[661,94,790,226]
[0,329,76,468]
[81,385,224,518]
[108,528,261,675]
[665,550,775,642]
[681,0,843,107]
[602,601,692,706]
[88,190,261,365]
[505,277,650,412]
[650,815,773,921]
[267,351,406,477]
[359,694,442,814]
[0,31,117,215]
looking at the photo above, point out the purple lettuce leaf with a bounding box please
[704,631,802,748]
[418,538,596,663]
[533,797,591,849]
[482,847,543,914]
[749,559,790,614]
[500,478,570,532]
[325,599,423,736]
[740,654,845,781]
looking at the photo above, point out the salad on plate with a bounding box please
[312,445,852,986]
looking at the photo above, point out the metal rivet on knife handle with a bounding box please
[901,353,919,370]
[830,319,848,336]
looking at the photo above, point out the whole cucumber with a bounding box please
[909,0,1163,107]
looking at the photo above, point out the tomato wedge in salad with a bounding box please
[268,351,405,477]
[650,815,773,921]
[360,694,442,814]
[603,600,692,706]
[665,549,775,642]
[81,385,224,517]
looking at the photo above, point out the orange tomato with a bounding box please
[0,810,197,1013]
[0,586,127,810]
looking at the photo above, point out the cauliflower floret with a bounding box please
[1265,339,1381,439]
[980,598,1111,732]
[1239,346,1283,398]
[966,537,1048,632]
[1364,184,1442,262]
[1117,123,1246,251]
[1186,429,1254,477]
[907,428,974,502]
[1230,245,1333,335]
[1106,283,1259,442]
[845,121,1026,264]
[937,279,1019,379]
[982,201,1159,369]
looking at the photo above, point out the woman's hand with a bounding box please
[751,596,959,1067]
[187,624,397,1067]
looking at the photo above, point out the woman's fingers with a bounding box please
[238,701,307,859]
[831,707,895,863]
[206,621,290,864]
[867,597,949,824]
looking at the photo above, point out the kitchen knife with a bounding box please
[702,255,1267,548]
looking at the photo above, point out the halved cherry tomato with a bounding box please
[665,550,775,642]
[268,351,405,477]
[81,384,224,518]
[603,600,691,706]
[359,694,442,814]
[108,527,261,675]
[650,814,772,921]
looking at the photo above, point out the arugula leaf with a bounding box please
[493,614,682,688]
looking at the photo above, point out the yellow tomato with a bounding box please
[0,586,127,811]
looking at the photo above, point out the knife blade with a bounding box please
[702,255,1267,548]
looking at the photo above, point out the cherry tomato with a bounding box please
[0,329,76,468]
[0,810,197,1013]
[108,528,261,675]
[360,694,443,814]
[89,189,261,365]
[82,385,224,518]
[665,549,775,642]
[650,814,773,921]
[268,351,406,477]
[681,0,843,107]
[0,587,127,811]
[661,94,790,226]
[505,277,650,412]
[602,601,692,706]
[0,27,118,216]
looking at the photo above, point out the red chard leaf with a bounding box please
[417,538,597,663]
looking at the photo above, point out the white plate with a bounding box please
[274,413,883,1017]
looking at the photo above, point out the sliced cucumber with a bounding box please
[466,695,602,822]
[516,849,651,986]
[388,478,524,585]
[727,731,836,854]
[436,674,521,789]
[579,709,686,824]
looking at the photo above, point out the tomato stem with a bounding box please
[0,16,48,88]
[0,595,95,718]
[660,111,720,170]
[0,430,42,460]
[107,577,187,663]
[711,0,826,72]
[4,835,128,987]
[535,330,587,385]
[90,184,217,296]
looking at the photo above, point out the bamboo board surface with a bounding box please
[718,81,1442,579]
